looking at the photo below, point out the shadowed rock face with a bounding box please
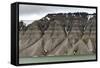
[19,13,96,57]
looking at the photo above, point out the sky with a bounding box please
[19,4,96,25]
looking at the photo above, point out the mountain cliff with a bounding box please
[19,13,96,57]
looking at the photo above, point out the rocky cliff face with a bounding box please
[19,13,96,57]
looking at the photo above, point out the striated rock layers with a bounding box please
[19,13,96,57]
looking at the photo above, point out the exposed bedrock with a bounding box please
[19,13,96,57]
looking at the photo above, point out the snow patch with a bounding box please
[88,15,93,20]
[46,17,50,20]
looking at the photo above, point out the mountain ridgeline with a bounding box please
[19,12,96,57]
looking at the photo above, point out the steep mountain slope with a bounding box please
[19,13,96,57]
